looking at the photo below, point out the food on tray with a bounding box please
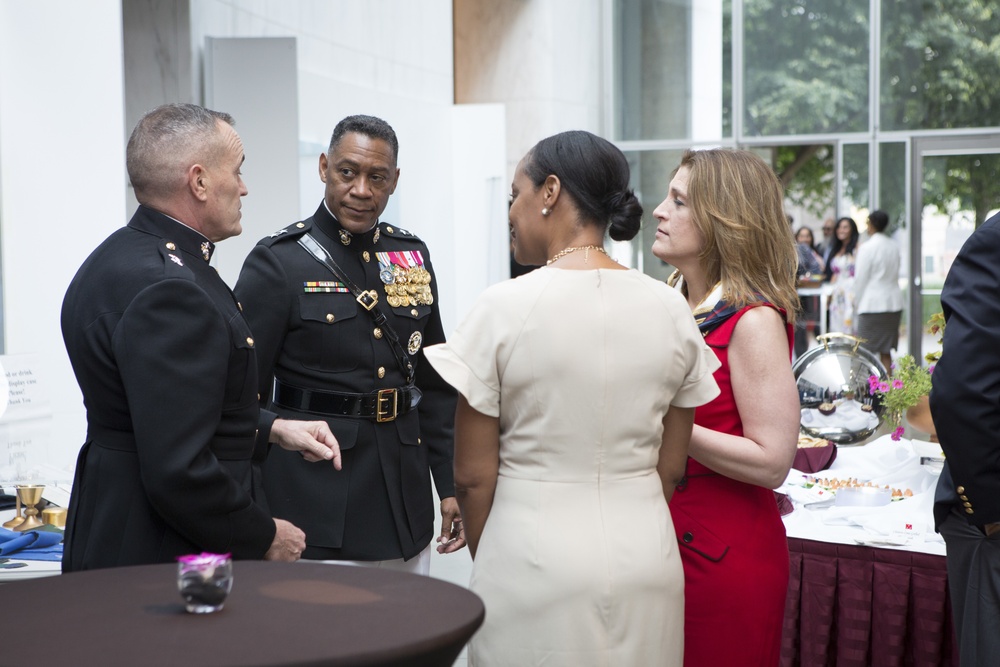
[802,475,912,499]
[797,435,831,449]
[817,402,837,415]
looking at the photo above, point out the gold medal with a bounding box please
[387,295,401,308]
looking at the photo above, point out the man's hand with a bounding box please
[436,496,466,554]
[271,418,342,469]
[264,519,306,561]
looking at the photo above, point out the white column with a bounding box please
[0,0,126,475]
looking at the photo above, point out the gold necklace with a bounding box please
[546,245,608,265]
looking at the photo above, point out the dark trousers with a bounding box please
[940,507,1000,667]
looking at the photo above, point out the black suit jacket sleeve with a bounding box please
[930,217,1000,526]
[116,278,275,554]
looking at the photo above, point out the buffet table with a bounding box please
[0,560,485,666]
[779,435,956,666]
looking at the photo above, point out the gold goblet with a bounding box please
[12,485,44,532]
[2,491,24,529]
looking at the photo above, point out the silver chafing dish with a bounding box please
[793,333,888,445]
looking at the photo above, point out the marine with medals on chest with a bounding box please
[235,115,464,572]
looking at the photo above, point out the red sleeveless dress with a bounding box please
[669,303,792,666]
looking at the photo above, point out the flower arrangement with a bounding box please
[868,355,932,441]
[867,312,944,441]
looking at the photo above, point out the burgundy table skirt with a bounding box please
[782,538,958,667]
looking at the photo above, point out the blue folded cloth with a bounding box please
[0,527,63,561]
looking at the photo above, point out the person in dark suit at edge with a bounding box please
[61,103,342,572]
[931,209,1000,666]
[234,115,464,574]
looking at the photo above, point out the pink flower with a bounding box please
[891,426,905,441]
[878,382,890,393]
[892,379,904,389]
[928,364,935,374]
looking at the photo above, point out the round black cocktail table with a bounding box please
[0,561,484,666]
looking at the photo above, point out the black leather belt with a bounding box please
[273,379,420,422]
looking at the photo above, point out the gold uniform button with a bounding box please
[960,495,969,501]
[377,367,386,378]
[363,251,371,262]
[296,222,305,228]
[257,393,261,401]
[386,226,394,233]
[966,508,975,514]
[373,328,383,339]
[957,486,966,494]
[418,438,422,445]
[964,501,973,508]
[326,313,335,323]
[165,242,176,250]
[237,302,243,312]
[411,309,419,316]
[246,337,254,347]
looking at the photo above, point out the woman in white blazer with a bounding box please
[853,210,904,369]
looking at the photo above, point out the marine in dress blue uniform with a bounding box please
[234,118,459,562]
[61,104,336,572]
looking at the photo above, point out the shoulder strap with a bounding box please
[298,233,415,384]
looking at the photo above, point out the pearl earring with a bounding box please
[542,207,550,216]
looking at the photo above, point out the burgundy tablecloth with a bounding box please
[0,561,484,666]
[782,538,957,667]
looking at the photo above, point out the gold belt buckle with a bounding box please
[376,388,398,422]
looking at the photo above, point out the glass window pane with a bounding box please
[842,143,870,216]
[743,0,869,136]
[878,142,906,230]
[775,145,835,219]
[615,0,727,142]
[880,0,1000,131]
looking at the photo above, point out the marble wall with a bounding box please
[454,0,605,181]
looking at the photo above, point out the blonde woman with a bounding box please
[651,148,800,666]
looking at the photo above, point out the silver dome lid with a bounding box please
[793,333,888,445]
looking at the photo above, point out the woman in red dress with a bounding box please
[651,149,801,666]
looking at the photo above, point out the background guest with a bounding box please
[792,224,824,357]
[825,216,860,334]
[651,148,800,666]
[795,226,826,274]
[853,210,903,369]
[424,131,720,665]
[816,216,836,263]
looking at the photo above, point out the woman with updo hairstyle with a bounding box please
[651,148,800,666]
[424,130,720,666]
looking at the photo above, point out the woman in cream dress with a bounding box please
[424,131,719,666]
